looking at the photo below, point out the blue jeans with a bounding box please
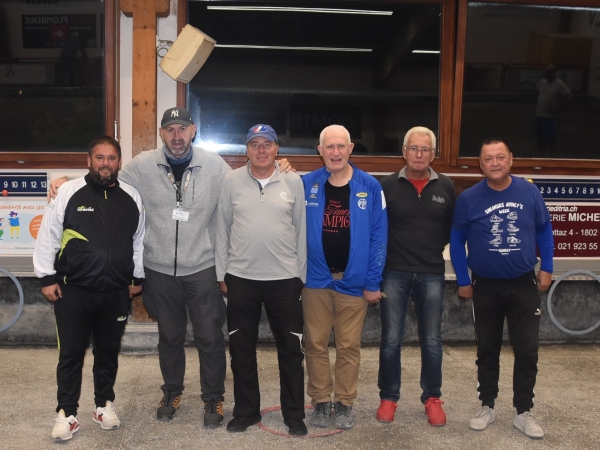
[378,269,444,403]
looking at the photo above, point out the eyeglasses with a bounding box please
[405,146,433,155]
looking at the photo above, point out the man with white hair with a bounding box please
[302,125,387,429]
[377,127,455,426]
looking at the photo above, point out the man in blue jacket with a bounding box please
[450,138,553,439]
[303,125,387,429]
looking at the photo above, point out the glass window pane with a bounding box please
[460,2,600,159]
[0,0,105,153]
[186,1,441,155]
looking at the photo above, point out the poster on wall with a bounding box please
[0,201,47,255]
[22,14,96,49]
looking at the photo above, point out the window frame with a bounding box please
[451,0,600,176]
[0,1,117,169]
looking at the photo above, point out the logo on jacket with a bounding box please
[311,183,319,196]
[356,192,368,198]
[77,206,94,212]
[358,198,367,210]
[432,195,445,204]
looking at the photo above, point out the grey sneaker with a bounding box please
[333,402,354,429]
[513,411,544,439]
[469,406,496,431]
[309,401,332,428]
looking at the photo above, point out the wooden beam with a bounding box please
[120,0,169,323]
[121,0,169,157]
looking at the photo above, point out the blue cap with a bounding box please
[246,124,278,144]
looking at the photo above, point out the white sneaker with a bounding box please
[93,400,121,430]
[513,411,544,439]
[52,409,80,440]
[469,406,496,431]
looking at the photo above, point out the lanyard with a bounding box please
[166,169,192,206]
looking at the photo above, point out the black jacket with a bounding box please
[380,167,456,274]
[33,174,145,291]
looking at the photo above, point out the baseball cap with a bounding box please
[246,124,278,144]
[161,107,193,128]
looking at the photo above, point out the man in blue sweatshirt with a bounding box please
[450,138,553,440]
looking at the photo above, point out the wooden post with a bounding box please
[121,0,170,152]
[121,0,170,322]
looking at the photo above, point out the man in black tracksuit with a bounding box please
[33,136,145,441]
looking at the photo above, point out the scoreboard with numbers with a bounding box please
[531,178,600,202]
[0,172,48,196]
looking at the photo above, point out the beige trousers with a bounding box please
[302,279,368,406]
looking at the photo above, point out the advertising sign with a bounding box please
[0,201,47,255]
[547,204,600,257]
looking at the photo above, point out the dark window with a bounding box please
[0,0,105,153]
[186,1,442,155]
[459,2,600,160]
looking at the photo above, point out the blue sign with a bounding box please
[531,179,600,202]
[0,172,48,197]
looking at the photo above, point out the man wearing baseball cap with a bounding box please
[49,107,293,429]
[216,124,307,435]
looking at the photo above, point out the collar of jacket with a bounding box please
[315,161,358,184]
[246,160,281,182]
[397,165,439,182]
[155,144,207,170]
[84,173,119,193]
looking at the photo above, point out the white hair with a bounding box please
[403,126,436,150]
[319,125,351,146]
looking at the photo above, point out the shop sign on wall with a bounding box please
[546,204,600,257]
[22,14,96,49]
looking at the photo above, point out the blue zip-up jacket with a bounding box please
[303,164,388,297]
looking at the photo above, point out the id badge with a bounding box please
[172,208,189,222]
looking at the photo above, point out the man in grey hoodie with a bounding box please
[117,107,230,427]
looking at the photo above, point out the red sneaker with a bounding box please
[424,397,446,426]
[376,399,398,423]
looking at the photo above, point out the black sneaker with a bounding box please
[157,392,181,421]
[333,401,354,429]
[203,398,224,428]
[226,415,261,432]
[309,401,332,428]
[284,418,308,436]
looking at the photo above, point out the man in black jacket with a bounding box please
[376,127,455,426]
[33,136,145,441]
